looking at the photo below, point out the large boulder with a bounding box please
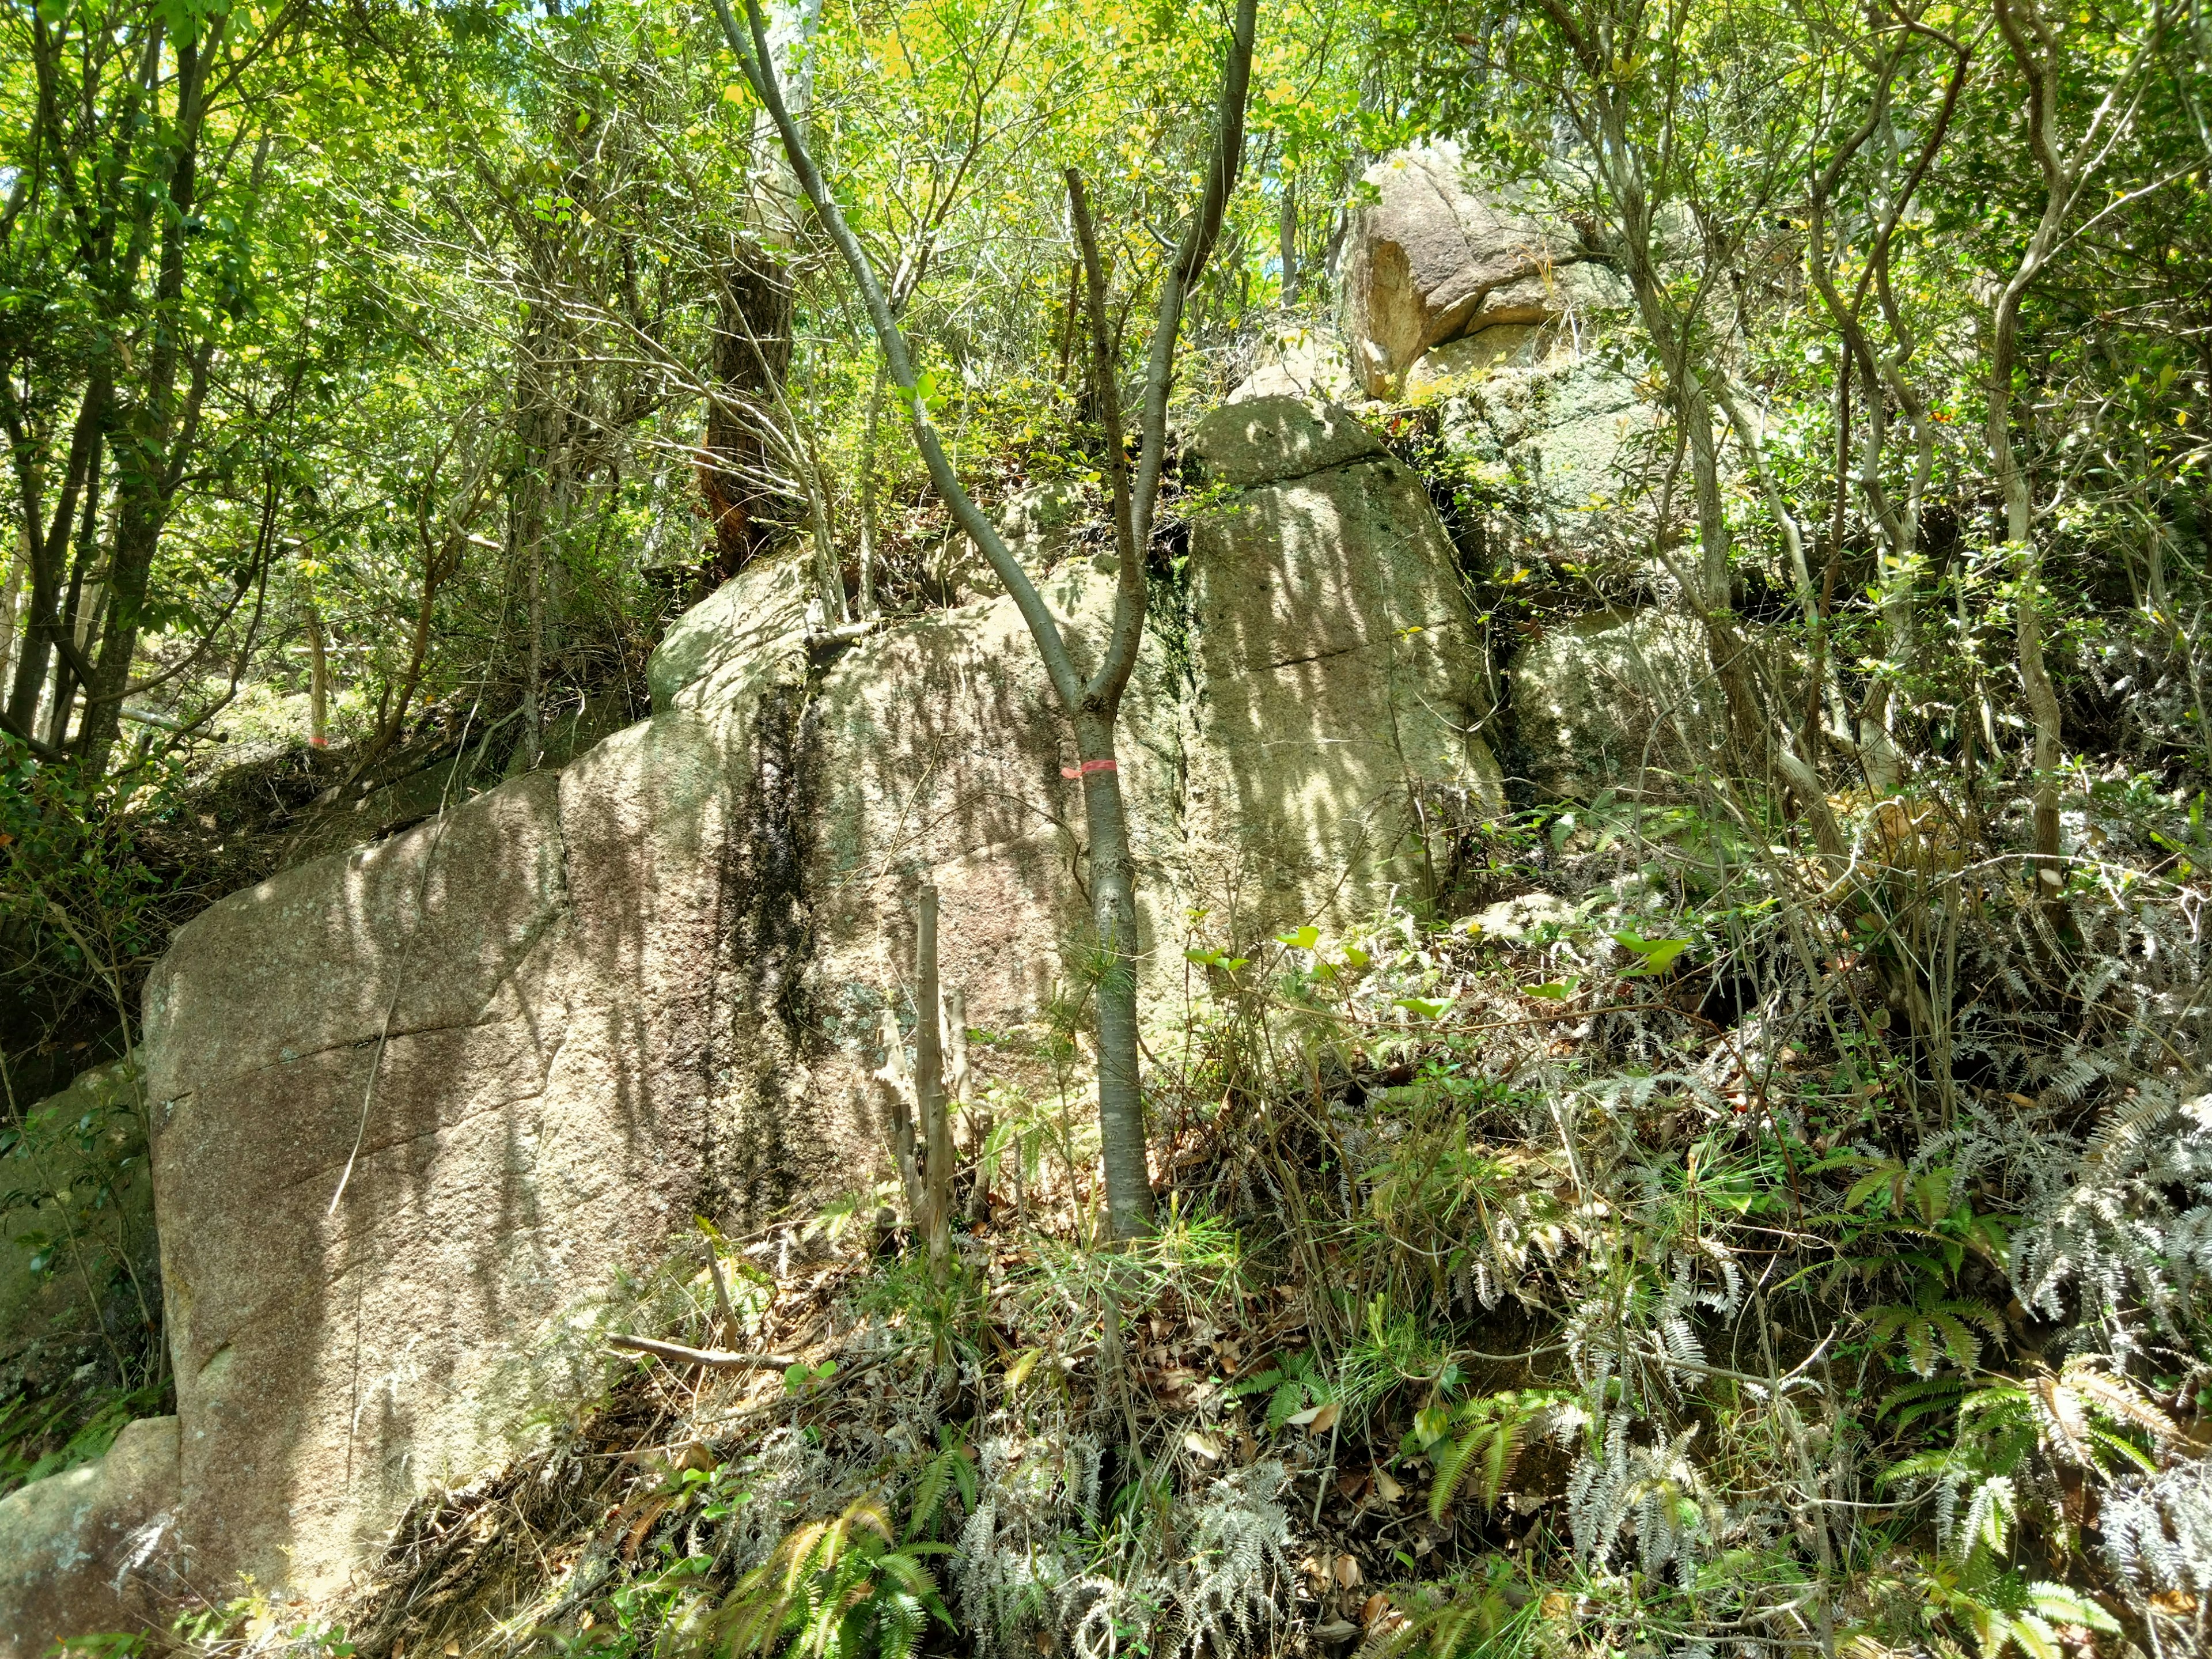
[143,715,778,1600]
[1505,607,1726,799]
[0,1414,179,1657]
[1339,145,1614,398]
[134,396,1501,1605]
[1183,397,1503,933]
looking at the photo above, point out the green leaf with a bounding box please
[1620,937,1690,976]
[1183,948,1249,971]
[1275,925,1320,950]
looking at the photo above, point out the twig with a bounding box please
[609,1334,801,1371]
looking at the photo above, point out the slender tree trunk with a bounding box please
[1989,0,2086,883]
[47,478,105,750]
[715,0,1252,1244]
[524,535,546,763]
[1279,179,1298,306]
[306,599,329,752]
[857,362,885,617]
[6,380,106,733]
[1073,711,1150,1241]
[946,986,988,1221]
[1684,379,1732,612]
[876,1006,924,1222]
[0,534,22,695]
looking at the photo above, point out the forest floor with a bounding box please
[154,775,2212,1659]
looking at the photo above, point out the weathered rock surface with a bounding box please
[1184,397,1503,932]
[0,1414,178,1657]
[134,396,1502,1605]
[1227,324,1359,406]
[1416,331,1653,562]
[1506,607,1725,799]
[1339,145,1613,397]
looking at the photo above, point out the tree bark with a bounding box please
[715,0,1255,1240]
[946,986,987,1221]
[699,249,796,582]
[76,25,219,776]
[306,599,329,752]
[3,378,105,734]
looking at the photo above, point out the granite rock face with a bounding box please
[0,1415,179,1658]
[1506,606,1726,799]
[1183,397,1504,933]
[132,396,1503,1607]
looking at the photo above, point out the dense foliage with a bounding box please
[3,0,2211,1653]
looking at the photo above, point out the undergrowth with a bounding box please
[135,759,2212,1659]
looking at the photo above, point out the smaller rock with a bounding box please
[1188,396,1385,490]
[1404,326,1558,399]
[649,547,812,711]
[0,1415,180,1658]
[1507,607,1725,800]
[1227,324,1357,406]
[1468,891,1578,941]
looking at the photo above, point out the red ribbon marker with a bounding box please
[1060,759,1119,779]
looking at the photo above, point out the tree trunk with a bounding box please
[946,986,987,1221]
[876,1006,924,1222]
[915,885,952,1281]
[6,381,107,735]
[0,535,22,696]
[77,30,215,777]
[699,248,796,583]
[857,362,885,616]
[306,599,329,752]
[1074,711,1153,1239]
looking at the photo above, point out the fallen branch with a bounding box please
[609,1334,800,1371]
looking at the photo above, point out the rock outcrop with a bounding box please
[1338,145,1622,397]
[1505,607,1725,798]
[104,396,1503,1612]
[1428,343,1653,558]
[0,1415,178,1658]
[1183,398,1503,923]
[1227,324,1359,406]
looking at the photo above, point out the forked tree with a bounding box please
[713,0,1259,1240]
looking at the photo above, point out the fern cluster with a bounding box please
[2103,1452,2212,1599]
[1153,1460,1294,1659]
[1566,1421,1725,1587]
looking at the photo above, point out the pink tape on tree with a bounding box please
[1060,759,1119,779]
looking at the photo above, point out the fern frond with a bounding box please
[1429,1429,1478,1521]
[1479,1414,1528,1512]
[2064,1362,2179,1442]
